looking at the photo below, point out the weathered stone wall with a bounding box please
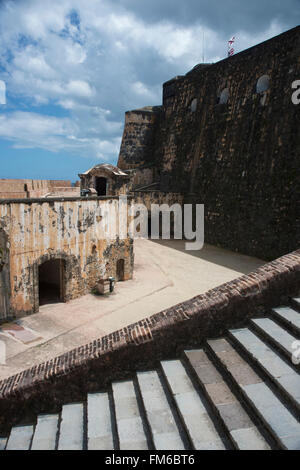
[80,170,129,196]
[131,168,155,189]
[118,106,162,170]
[133,191,184,211]
[0,248,298,433]
[0,179,79,199]
[160,27,300,260]
[0,197,134,320]
[118,26,300,261]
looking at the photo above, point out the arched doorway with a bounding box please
[116,259,125,281]
[38,259,65,306]
[95,177,107,196]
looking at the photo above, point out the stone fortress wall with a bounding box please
[0,179,80,199]
[118,26,300,261]
[0,197,134,321]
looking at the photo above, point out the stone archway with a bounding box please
[32,252,75,312]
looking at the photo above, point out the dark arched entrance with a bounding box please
[0,228,10,321]
[116,259,125,281]
[95,177,107,196]
[39,259,65,306]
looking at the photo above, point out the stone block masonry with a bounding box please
[0,196,134,321]
[0,179,80,199]
[118,26,300,261]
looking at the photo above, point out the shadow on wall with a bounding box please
[149,239,264,274]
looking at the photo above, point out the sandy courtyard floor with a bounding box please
[0,239,264,380]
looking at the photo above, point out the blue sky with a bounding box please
[0,0,299,182]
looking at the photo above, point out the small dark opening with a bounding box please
[95,177,107,196]
[116,259,125,281]
[39,259,64,306]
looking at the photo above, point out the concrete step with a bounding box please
[58,403,84,450]
[250,317,299,362]
[6,425,34,450]
[207,338,300,450]
[137,370,185,450]
[0,437,6,450]
[31,414,59,450]
[229,328,300,414]
[87,393,114,450]
[184,347,270,450]
[161,359,226,450]
[112,380,149,450]
[271,306,300,336]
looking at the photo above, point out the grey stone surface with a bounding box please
[184,349,211,366]
[213,350,245,367]
[58,403,83,450]
[226,364,262,386]
[281,435,300,450]
[217,403,253,431]
[87,393,113,450]
[137,370,184,450]
[161,360,225,450]
[6,425,34,450]
[205,382,236,405]
[251,317,297,355]
[204,339,233,353]
[230,427,270,450]
[117,417,148,450]
[272,306,300,333]
[243,382,300,443]
[208,338,262,385]
[278,374,300,401]
[230,327,300,407]
[31,414,58,450]
[186,348,269,448]
[112,380,148,450]
[194,364,223,384]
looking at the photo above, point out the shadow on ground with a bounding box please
[149,239,265,274]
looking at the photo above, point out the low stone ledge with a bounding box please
[0,249,299,433]
[0,195,134,205]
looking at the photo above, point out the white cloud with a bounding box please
[0,0,286,164]
[66,80,93,97]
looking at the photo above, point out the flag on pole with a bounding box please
[228,36,235,57]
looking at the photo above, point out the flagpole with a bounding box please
[227,36,235,57]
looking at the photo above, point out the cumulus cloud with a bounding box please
[0,0,298,164]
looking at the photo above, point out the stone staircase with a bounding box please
[1,299,299,450]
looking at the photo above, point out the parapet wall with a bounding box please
[0,197,134,320]
[0,179,79,199]
[118,106,162,170]
[0,248,298,433]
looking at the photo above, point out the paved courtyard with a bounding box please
[0,239,264,380]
